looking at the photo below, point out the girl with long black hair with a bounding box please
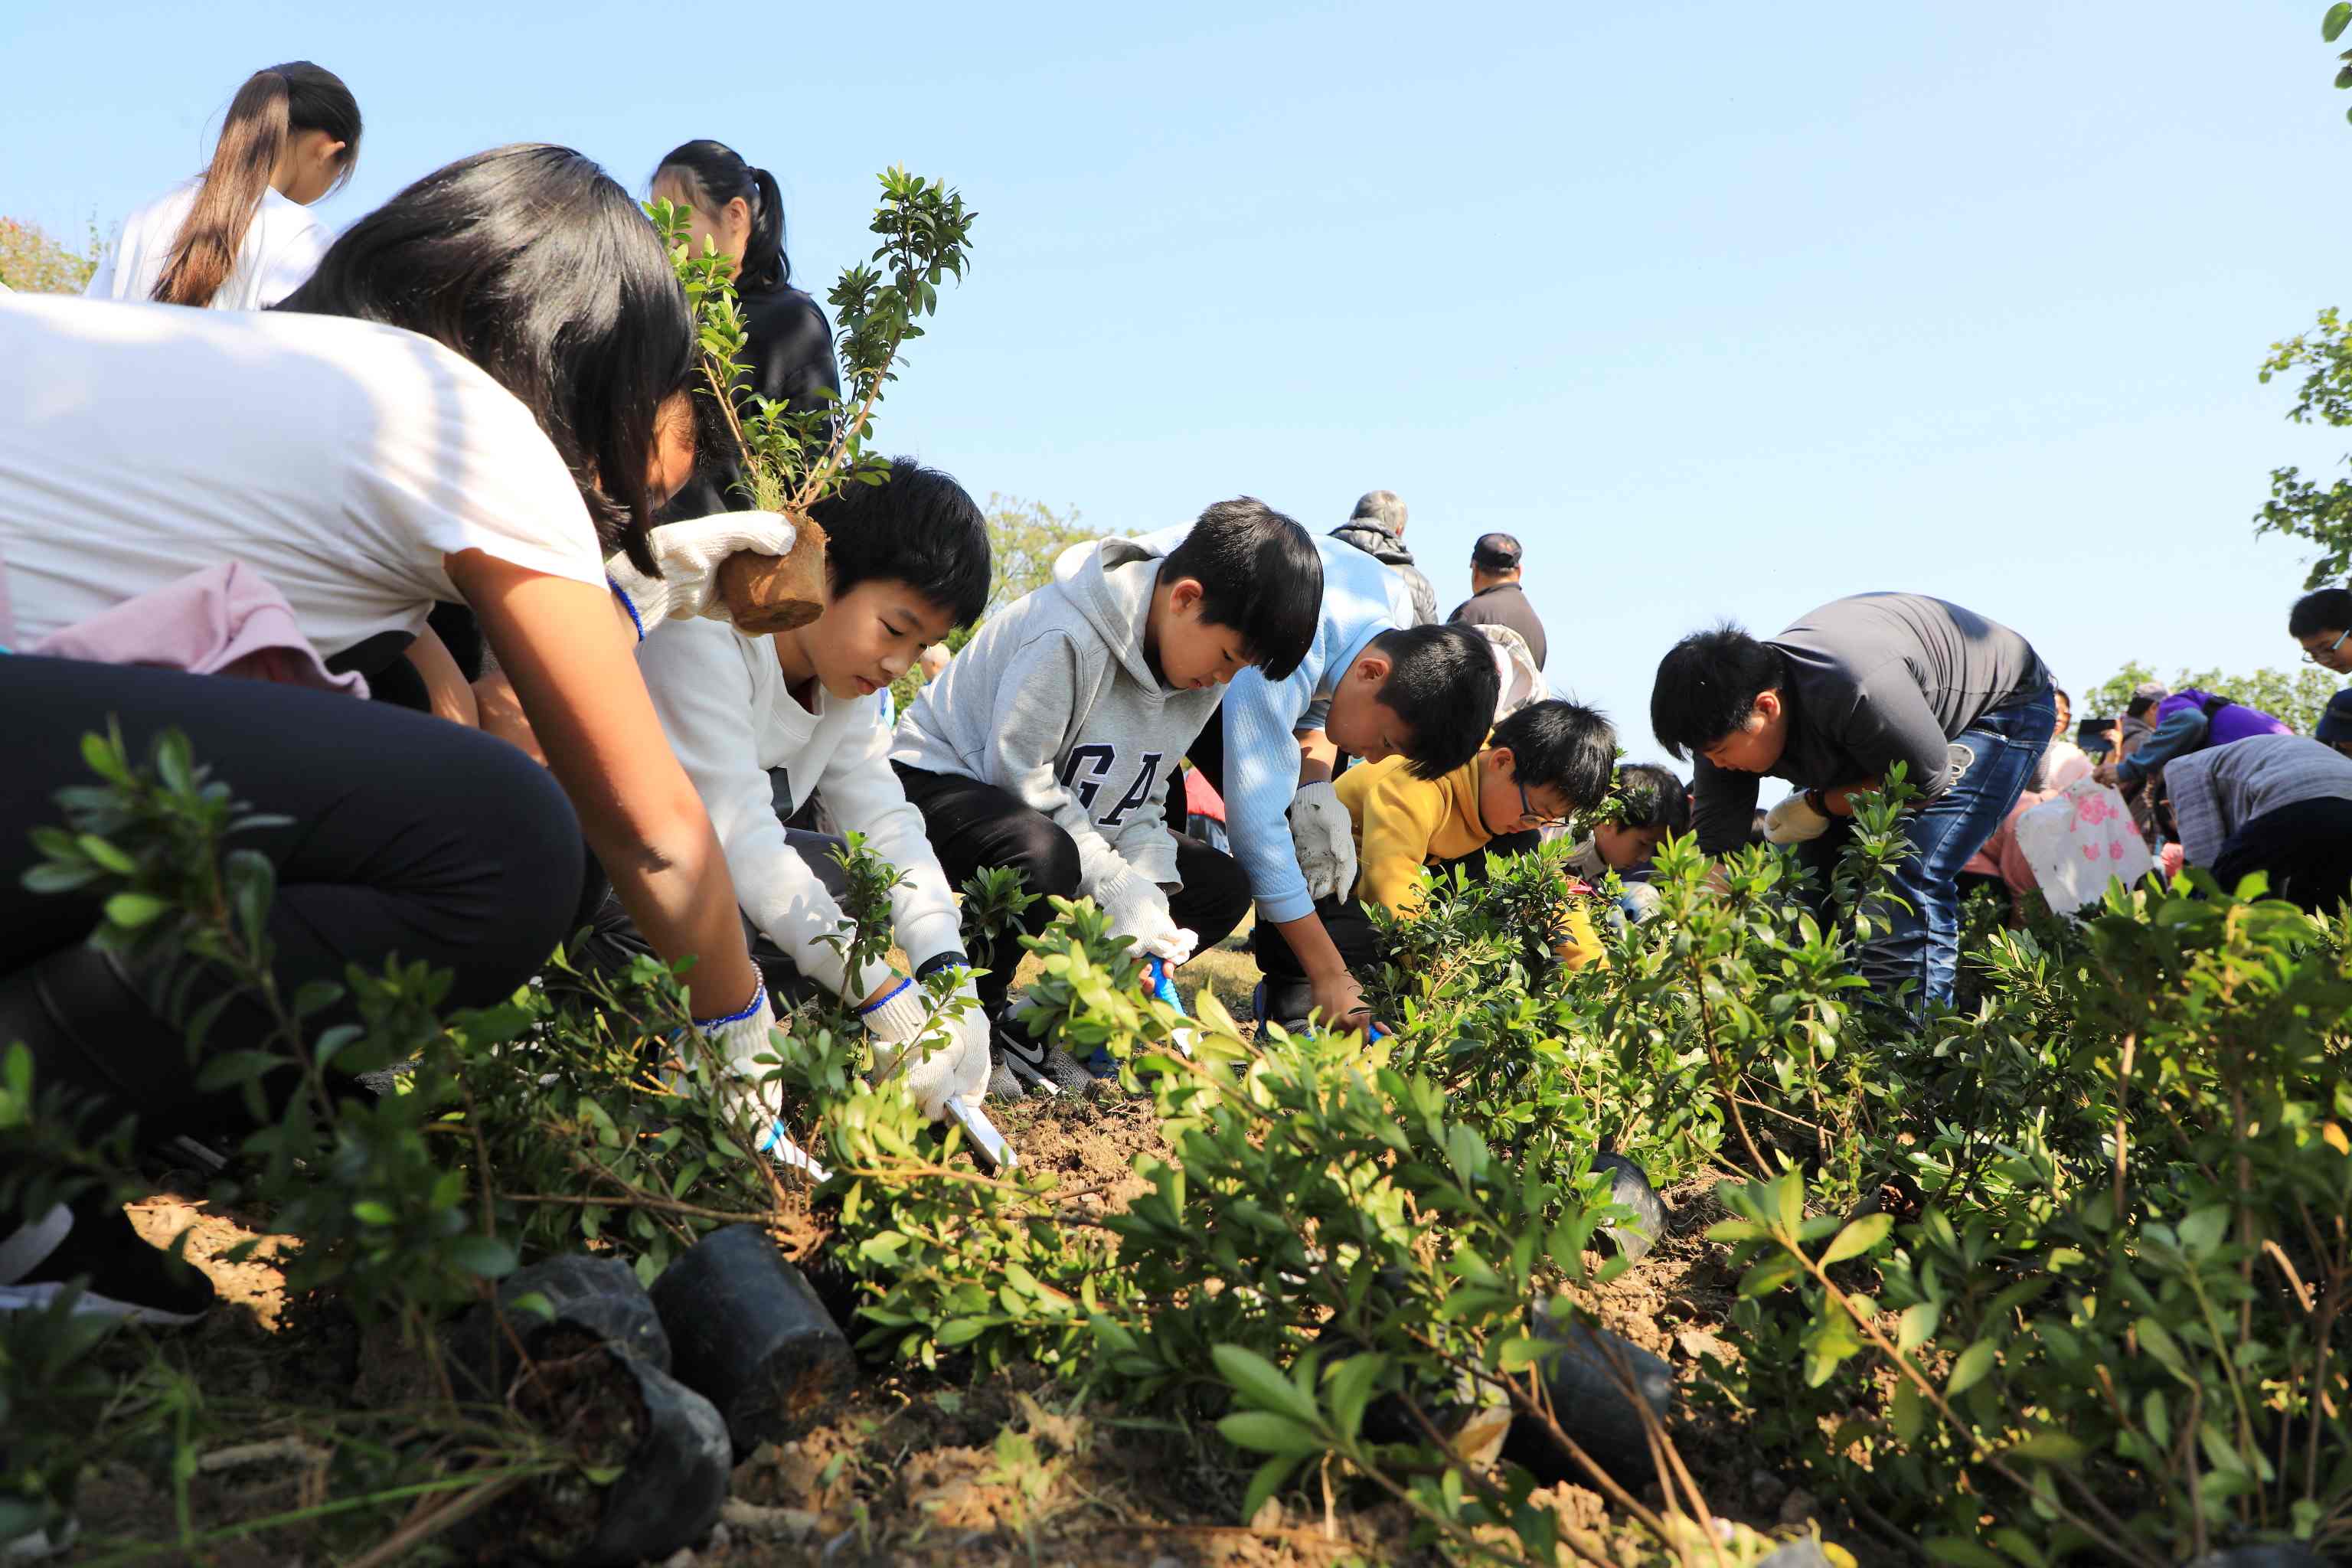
[0,145,792,1322]
[649,139,842,519]
[87,60,362,310]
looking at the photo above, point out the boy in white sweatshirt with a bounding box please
[890,498,1325,1095]
[612,457,995,1124]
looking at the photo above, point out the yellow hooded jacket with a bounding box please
[1333,753,1601,968]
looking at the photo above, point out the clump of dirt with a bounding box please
[989,1085,1170,1211]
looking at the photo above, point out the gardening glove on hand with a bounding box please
[859,973,987,1121]
[694,974,828,1178]
[1093,867,1193,962]
[1762,792,1832,845]
[604,510,795,635]
[1289,782,1358,903]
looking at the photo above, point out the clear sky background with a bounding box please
[6,1,2349,756]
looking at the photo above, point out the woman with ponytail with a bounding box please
[87,60,360,310]
[650,139,841,520]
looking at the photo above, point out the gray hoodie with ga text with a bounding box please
[890,537,1220,893]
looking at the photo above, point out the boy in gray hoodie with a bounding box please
[892,498,1324,1095]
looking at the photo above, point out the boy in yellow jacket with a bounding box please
[1252,700,1616,1029]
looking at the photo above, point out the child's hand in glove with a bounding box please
[691,974,829,1178]
[860,972,990,1121]
[1094,867,1196,962]
[1762,792,1832,844]
[604,511,796,632]
[1288,781,1358,902]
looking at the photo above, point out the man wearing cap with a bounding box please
[1448,533,1548,671]
[1328,490,1438,626]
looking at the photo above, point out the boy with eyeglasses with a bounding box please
[1250,700,1617,1029]
[2289,587,2352,674]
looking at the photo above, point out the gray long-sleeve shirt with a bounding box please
[1691,593,2047,854]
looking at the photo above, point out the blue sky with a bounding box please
[6,1,2348,751]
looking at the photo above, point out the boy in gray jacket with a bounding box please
[891,498,1324,1094]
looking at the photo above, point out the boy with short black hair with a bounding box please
[2288,586,2352,674]
[618,456,995,1125]
[1565,761,1688,922]
[1144,517,1504,1033]
[892,497,1323,1094]
[1252,698,1617,1027]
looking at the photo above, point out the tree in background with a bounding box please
[2258,307,2352,588]
[977,495,1101,621]
[887,495,1102,710]
[0,217,105,293]
[2086,660,2340,735]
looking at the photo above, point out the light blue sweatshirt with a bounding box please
[1132,524,1414,923]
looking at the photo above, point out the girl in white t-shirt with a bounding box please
[86,60,361,311]
[0,144,795,1325]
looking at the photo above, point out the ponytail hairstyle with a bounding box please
[276,145,694,576]
[651,139,791,291]
[153,61,361,307]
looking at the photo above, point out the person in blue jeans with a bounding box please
[1649,593,2054,1014]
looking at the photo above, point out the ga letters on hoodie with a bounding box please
[891,537,1225,896]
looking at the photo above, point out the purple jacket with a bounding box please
[2154,690,2291,746]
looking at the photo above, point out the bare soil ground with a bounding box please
[67,923,1842,1566]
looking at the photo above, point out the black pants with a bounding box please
[2211,797,2352,912]
[570,829,851,1009]
[894,765,1250,1015]
[1250,836,1539,1021]
[0,655,583,1148]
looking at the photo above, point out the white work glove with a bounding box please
[604,510,796,632]
[1093,867,1195,962]
[858,972,989,1121]
[693,978,829,1180]
[1289,782,1359,903]
[1762,792,1832,845]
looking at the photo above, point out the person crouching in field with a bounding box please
[583,459,995,1127]
[1563,760,1690,924]
[890,499,1322,1096]
[1650,593,2054,1015]
[1138,521,1502,1036]
[0,145,797,1324]
[1252,701,1618,1031]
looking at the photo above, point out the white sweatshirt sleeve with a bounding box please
[815,694,966,968]
[636,621,884,1002]
[988,629,1143,897]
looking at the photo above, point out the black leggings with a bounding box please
[893,765,1250,1015]
[0,655,584,1147]
[1250,837,1538,1021]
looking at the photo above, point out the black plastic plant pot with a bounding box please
[648,1223,857,1459]
[1588,1152,1668,1263]
[449,1253,671,1405]
[1498,1305,1675,1491]
[578,1352,733,1568]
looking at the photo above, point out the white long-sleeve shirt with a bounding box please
[635,616,964,1000]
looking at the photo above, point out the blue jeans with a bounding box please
[1802,682,2056,1014]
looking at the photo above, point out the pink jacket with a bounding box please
[24,560,366,697]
